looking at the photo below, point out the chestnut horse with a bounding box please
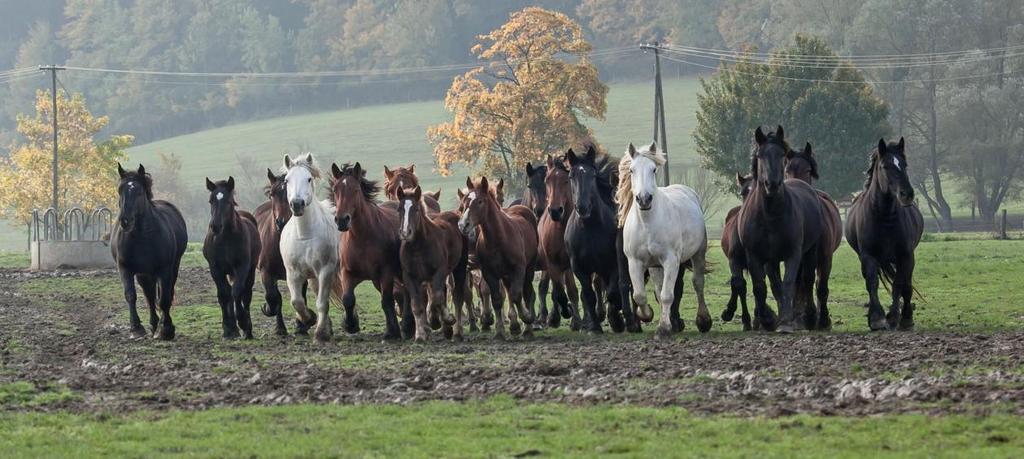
[383,164,441,213]
[330,162,405,340]
[539,156,582,330]
[458,176,539,338]
[111,164,188,340]
[846,138,924,331]
[396,185,469,341]
[202,177,261,339]
[253,169,308,336]
[738,126,825,333]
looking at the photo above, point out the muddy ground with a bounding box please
[1,267,1022,417]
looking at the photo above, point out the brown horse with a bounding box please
[786,142,842,330]
[538,155,582,330]
[330,162,405,340]
[523,161,555,327]
[254,169,310,336]
[456,182,511,331]
[203,177,261,340]
[396,185,469,341]
[383,164,441,213]
[458,176,539,338]
[738,126,826,333]
[720,173,758,330]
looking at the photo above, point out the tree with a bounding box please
[693,35,890,199]
[428,7,608,189]
[0,90,133,224]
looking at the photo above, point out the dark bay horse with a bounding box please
[458,176,539,338]
[720,173,757,330]
[737,126,825,333]
[524,161,554,327]
[786,142,842,330]
[396,185,469,341]
[253,169,309,336]
[202,177,261,339]
[538,156,582,330]
[845,138,924,331]
[383,164,441,213]
[111,164,188,340]
[330,162,405,340]
[566,146,636,333]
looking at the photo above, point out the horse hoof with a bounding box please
[314,328,333,343]
[537,312,548,326]
[274,325,288,337]
[547,313,561,329]
[261,303,278,318]
[480,315,494,327]
[608,311,625,333]
[509,323,522,336]
[130,325,147,338]
[671,319,684,333]
[344,317,360,335]
[429,315,442,331]
[560,303,574,319]
[493,332,505,341]
[817,316,832,332]
[655,325,673,339]
[442,324,454,340]
[157,326,175,341]
[868,313,888,332]
[453,333,464,342]
[775,320,796,334]
[898,319,914,331]
[696,315,712,333]
[521,327,534,339]
[721,308,736,322]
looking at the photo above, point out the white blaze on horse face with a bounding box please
[216,192,224,201]
[402,199,413,234]
[893,157,901,171]
[127,181,136,191]
[460,191,477,229]
[286,166,314,207]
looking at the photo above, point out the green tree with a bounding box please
[694,35,890,199]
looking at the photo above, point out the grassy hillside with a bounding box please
[126,78,706,209]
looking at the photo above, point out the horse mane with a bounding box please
[593,153,619,207]
[121,171,154,200]
[279,153,322,179]
[329,162,380,203]
[616,144,664,227]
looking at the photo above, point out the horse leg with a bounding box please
[775,254,802,334]
[462,279,478,333]
[312,268,335,342]
[404,280,429,342]
[746,257,775,332]
[899,255,916,331]
[628,259,653,324]
[669,264,685,333]
[156,274,176,341]
[797,250,819,331]
[136,275,158,335]
[606,269,627,333]
[483,272,506,340]
[233,266,254,340]
[376,276,401,341]
[477,274,494,330]
[503,278,522,337]
[431,274,455,340]
[537,271,550,328]
[691,251,712,334]
[616,229,640,333]
[520,269,538,333]
[654,258,681,338]
[577,269,602,334]
[211,269,238,339]
[547,270,565,329]
[120,270,146,337]
[288,271,316,335]
[860,255,887,331]
[262,273,288,336]
[816,256,833,331]
[762,263,782,331]
[887,257,911,331]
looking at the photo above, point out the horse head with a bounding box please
[871,137,914,206]
[205,176,237,235]
[735,172,754,199]
[544,154,572,222]
[627,143,662,211]
[753,126,789,197]
[524,162,548,218]
[330,161,379,232]
[458,176,496,236]
[567,145,602,218]
[383,164,419,201]
[116,163,154,232]
[785,141,819,185]
[283,153,319,218]
[265,168,290,231]
[396,185,423,241]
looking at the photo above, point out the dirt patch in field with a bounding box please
[1,268,1022,416]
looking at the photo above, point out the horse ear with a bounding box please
[117,163,127,178]
[755,127,766,145]
[137,164,146,176]
[480,176,490,191]
[457,188,466,200]
[804,142,813,156]
[466,176,474,190]
[526,163,535,176]
[586,145,597,161]
[304,153,313,164]
[431,189,441,200]
[383,165,394,180]
[408,164,415,174]
[495,178,503,193]
[284,154,293,169]
[546,154,554,168]
[628,143,637,158]
[648,142,657,153]
[735,172,745,187]
[775,125,784,139]
[226,176,235,191]
[266,168,276,183]
[566,148,578,164]
[331,162,343,179]
[897,137,905,151]
[878,138,887,155]
[354,162,364,177]
[206,178,216,192]
[413,185,422,200]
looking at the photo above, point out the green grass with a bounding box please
[0,397,1021,458]
[0,382,76,409]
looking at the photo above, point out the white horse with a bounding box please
[279,153,340,342]
[619,143,712,337]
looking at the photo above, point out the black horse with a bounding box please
[845,138,924,331]
[524,161,555,327]
[565,146,637,333]
[737,126,825,333]
[111,164,188,340]
[203,177,262,339]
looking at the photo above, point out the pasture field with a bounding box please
[1,236,1023,456]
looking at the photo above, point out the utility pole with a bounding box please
[640,42,669,185]
[39,65,65,212]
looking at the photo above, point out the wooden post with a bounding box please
[39,65,65,213]
[1001,209,1008,239]
[641,42,670,186]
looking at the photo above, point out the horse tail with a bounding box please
[615,155,633,228]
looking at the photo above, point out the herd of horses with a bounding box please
[109,126,924,342]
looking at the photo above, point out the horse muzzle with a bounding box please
[635,194,653,211]
[290,199,306,217]
[336,214,351,232]
[119,217,134,231]
[549,207,564,222]
[209,223,222,235]
[275,218,287,231]
[899,191,915,207]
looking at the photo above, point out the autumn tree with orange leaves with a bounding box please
[428,7,608,191]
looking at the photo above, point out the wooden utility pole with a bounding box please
[39,65,65,212]
[640,42,669,185]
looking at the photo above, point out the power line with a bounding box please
[661,42,1024,64]
[661,45,1024,70]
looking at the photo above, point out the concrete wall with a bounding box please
[30,241,115,271]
